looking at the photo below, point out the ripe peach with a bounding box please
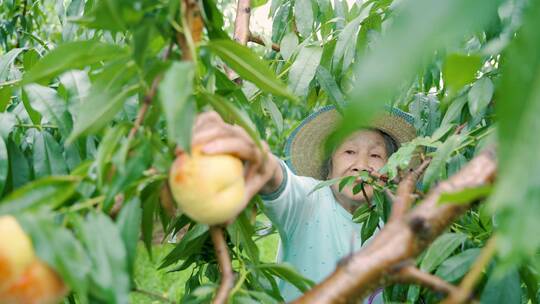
[0,216,35,292]
[0,259,68,304]
[169,151,245,225]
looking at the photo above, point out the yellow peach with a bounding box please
[0,259,68,304]
[0,216,35,292]
[169,151,245,225]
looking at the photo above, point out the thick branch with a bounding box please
[210,226,234,304]
[389,159,431,221]
[293,148,496,303]
[249,33,280,52]
[392,264,458,295]
[233,0,251,44]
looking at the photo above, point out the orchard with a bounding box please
[0,0,539,303]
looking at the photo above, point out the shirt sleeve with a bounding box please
[260,160,321,239]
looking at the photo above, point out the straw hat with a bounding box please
[284,105,416,180]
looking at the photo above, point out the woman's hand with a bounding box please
[191,111,282,207]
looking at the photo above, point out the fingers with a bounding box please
[202,137,259,163]
[194,111,223,131]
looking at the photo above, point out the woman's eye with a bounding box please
[370,154,381,159]
[345,150,355,155]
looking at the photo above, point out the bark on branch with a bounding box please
[249,33,280,52]
[389,159,431,221]
[210,226,235,304]
[293,148,497,303]
[391,264,458,295]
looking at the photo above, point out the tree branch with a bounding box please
[389,159,431,221]
[392,263,458,295]
[233,0,251,44]
[293,148,497,303]
[441,235,498,304]
[210,226,235,304]
[248,33,280,52]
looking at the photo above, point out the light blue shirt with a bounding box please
[261,161,383,303]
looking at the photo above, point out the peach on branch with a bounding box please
[0,259,68,304]
[0,216,35,292]
[169,150,245,225]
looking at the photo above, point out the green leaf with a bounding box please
[201,92,263,151]
[24,84,73,137]
[6,138,30,190]
[280,32,299,61]
[316,66,346,108]
[352,203,371,224]
[361,210,379,245]
[333,12,367,71]
[440,95,468,127]
[420,233,467,272]
[23,41,128,84]
[206,40,297,102]
[74,212,130,304]
[0,175,80,215]
[0,86,12,112]
[95,124,129,189]
[435,248,481,282]
[257,263,314,292]
[66,66,139,145]
[294,0,313,38]
[227,211,260,263]
[309,176,345,195]
[0,48,24,82]
[438,185,492,205]
[480,268,522,304]
[381,137,433,180]
[103,140,152,212]
[261,97,284,133]
[23,49,40,71]
[423,134,464,189]
[288,45,323,98]
[33,132,69,178]
[159,224,209,269]
[116,197,142,278]
[141,184,159,256]
[158,61,194,150]
[442,54,482,92]
[468,77,494,117]
[59,70,91,108]
[489,0,540,266]
[0,137,7,195]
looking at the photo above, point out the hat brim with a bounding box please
[285,106,416,180]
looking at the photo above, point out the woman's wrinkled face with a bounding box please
[328,130,389,202]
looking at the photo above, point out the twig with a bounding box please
[133,287,176,304]
[360,182,372,207]
[248,33,280,52]
[128,43,173,140]
[393,264,458,295]
[292,148,496,303]
[441,235,498,304]
[388,159,431,222]
[210,226,235,304]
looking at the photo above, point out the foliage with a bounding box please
[0,0,539,303]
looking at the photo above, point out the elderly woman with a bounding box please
[192,105,416,302]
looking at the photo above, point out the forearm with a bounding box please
[259,154,284,195]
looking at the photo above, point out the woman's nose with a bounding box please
[351,156,370,172]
